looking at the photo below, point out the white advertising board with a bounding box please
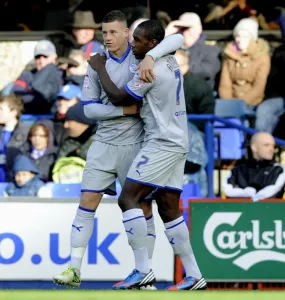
[0,199,174,281]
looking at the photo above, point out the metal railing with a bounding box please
[188,114,285,197]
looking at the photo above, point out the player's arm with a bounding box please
[137,34,184,82]
[146,33,184,61]
[88,54,153,106]
[81,65,125,119]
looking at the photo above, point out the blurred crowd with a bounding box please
[0,4,285,199]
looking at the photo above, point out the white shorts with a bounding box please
[81,141,142,195]
[126,147,187,192]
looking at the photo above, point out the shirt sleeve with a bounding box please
[81,65,101,104]
[124,72,153,101]
[83,103,124,120]
[147,34,184,61]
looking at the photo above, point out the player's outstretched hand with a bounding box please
[88,53,107,72]
[123,103,140,115]
[136,55,155,83]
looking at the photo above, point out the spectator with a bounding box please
[64,50,88,87]
[49,11,104,59]
[0,94,30,182]
[223,132,285,201]
[11,40,63,114]
[255,43,285,134]
[218,18,270,110]
[20,121,57,181]
[165,12,221,89]
[5,155,48,197]
[52,103,96,183]
[53,84,81,146]
[205,0,257,30]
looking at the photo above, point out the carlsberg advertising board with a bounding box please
[190,201,285,281]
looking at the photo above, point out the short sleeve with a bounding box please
[124,72,153,101]
[81,65,101,105]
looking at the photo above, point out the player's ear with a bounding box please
[149,39,158,50]
[124,28,129,39]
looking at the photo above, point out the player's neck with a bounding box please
[110,42,129,59]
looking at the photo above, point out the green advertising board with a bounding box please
[190,201,285,281]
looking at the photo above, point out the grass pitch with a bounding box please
[0,291,284,300]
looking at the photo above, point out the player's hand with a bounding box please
[135,55,155,83]
[123,104,140,115]
[88,53,107,72]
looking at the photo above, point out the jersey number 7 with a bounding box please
[175,70,181,105]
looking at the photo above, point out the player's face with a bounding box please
[102,21,129,52]
[131,27,151,59]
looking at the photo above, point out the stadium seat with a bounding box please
[44,182,81,198]
[0,183,8,197]
[20,114,53,122]
[180,183,202,225]
[214,99,247,160]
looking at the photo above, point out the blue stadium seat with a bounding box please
[20,114,53,122]
[180,183,202,225]
[44,182,81,198]
[214,99,247,160]
[0,183,7,197]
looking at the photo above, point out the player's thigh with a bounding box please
[81,141,117,195]
[126,147,183,189]
[118,178,155,211]
[116,142,142,187]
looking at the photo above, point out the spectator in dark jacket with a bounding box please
[57,103,96,160]
[223,132,285,201]
[166,12,221,89]
[5,155,46,197]
[20,121,57,181]
[52,84,81,146]
[0,94,30,182]
[11,40,63,114]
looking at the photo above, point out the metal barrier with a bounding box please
[188,114,285,197]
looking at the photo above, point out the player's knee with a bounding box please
[80,192,102,210]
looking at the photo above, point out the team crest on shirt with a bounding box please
[129,63,138,73]
[83,75,90,89]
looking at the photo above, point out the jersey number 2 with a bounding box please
[175,70,181,105]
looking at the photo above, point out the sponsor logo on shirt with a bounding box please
[175,110,186,116]
[83,75,90,89]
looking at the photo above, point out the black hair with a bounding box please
[137,19,165,43]
[102,10,127,24]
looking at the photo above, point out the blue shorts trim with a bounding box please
[126,178,182,192]
[126,177,163,189]
[165,186,183,192]
[81,189,117,196]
